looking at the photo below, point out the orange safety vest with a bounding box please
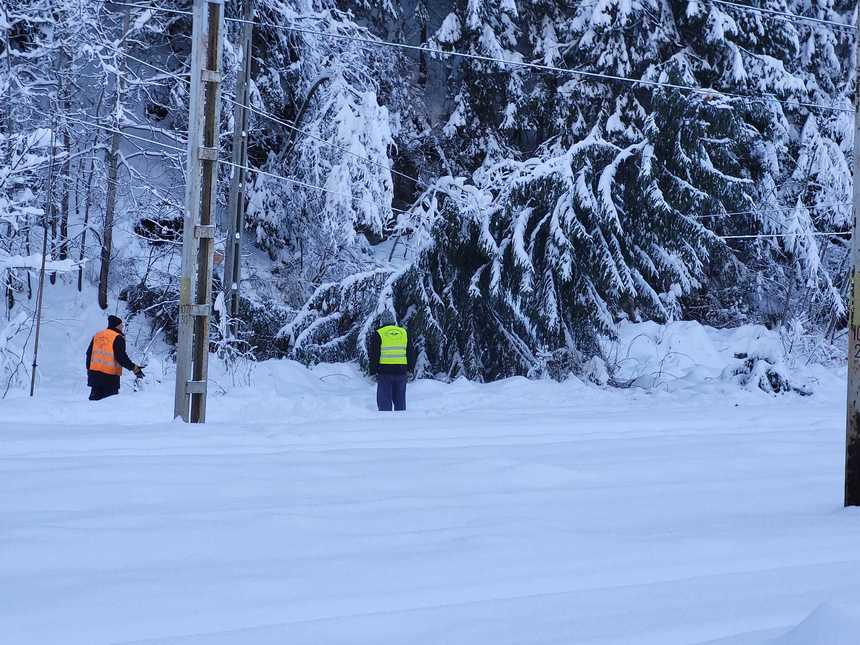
[90,328,122,376]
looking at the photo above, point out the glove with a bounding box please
[133,365,145,378]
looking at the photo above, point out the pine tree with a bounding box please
[243,1,414,305]
[430,0,524,170]
[280,0,856,381]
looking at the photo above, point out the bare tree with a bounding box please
[98,8,130,310]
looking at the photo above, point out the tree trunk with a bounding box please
[4,9,15,312]
[3,4,12,162]
[98,122,121,310]
[80,92,104,293]
[79,150,97,292]
[59,44,71,265]
[4,266,12,318]
[48,204,57,285]
[418,21,427,87]
[24,228,32,300]
[97,9,130,310]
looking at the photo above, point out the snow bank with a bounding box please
[0,280,845,410]
[604,320,839,395]
[773,603,860,645]
[2,285,859,645]
[2,339,859,645]
[0,253,83,272]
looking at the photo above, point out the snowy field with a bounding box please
[4,363,860,644]
[3,293,860,644]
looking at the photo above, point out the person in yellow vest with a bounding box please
[85,315,144,401]
[368,311,416,411]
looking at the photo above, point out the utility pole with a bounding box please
[174,0,224,422]
[29,126,57,397]
[223,0,254,338]
[29,19,62,397]
[846,21,860,506]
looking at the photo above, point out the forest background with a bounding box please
[1,0,855,385]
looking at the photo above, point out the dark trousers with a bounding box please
[377,374,407,411]
[88,371,120,401]
[89,384,119,401]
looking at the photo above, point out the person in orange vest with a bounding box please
[85,315,143,401]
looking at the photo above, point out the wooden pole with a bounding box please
[223,0,254,338]
[174,0,224,422]
[846,21,860,506]
[29,125,58,397]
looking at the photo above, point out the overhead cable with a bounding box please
[229,22,855,113]
[710,0,855,31]
[101,46,860,227]
[65,116,186,154]
[70,117,854,241]
[218,158,414,215]
[720,230,851,239]
[108,1,855,114]
[72,116,413,216]
[694,201,853,219]
[114,47,425,188]
[111,1,855,33]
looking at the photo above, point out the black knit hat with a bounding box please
[108,315,123,329]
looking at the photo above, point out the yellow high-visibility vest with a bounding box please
[377,325,408,365]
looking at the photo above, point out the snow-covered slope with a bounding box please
[2,300,860,644]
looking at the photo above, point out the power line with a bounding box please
[235,23,855,114]
[67,115,856,247]
[694,201,852,219]
[694,201,853,240]
[219,158,414,215]
[111,1,193,17]
[106,7,857,232]
[65,116,186,154]
[711,0,855,31]
[70,116,854,242]
[226,96,424,187]
[113,48,426,188]
[109,0,856,32]
[720,230,851,239]
[72,115,414,216]
[102,46,858,226]
[67,48,856,241]
[108,1,854,115]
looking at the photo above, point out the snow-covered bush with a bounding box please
[0,311,30,395]
[723,352,811,396]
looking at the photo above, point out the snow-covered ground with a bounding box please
[2,287,860,644]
